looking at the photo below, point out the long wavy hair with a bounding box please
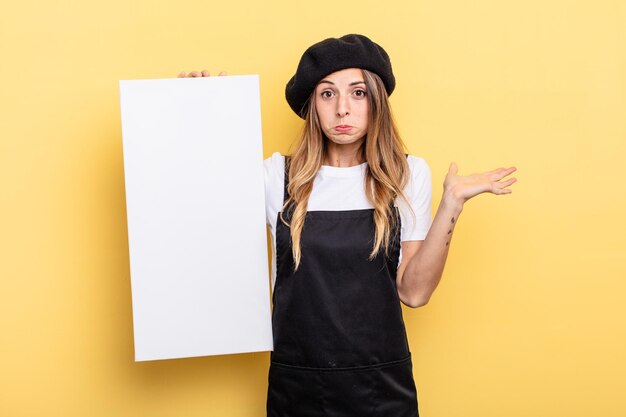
[281,69,412,269]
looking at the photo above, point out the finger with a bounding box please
[218,71,227,76]
[490,166,517,181]
[498,177,517,188]
[201,70,210,77]
[502,166,517,176]
[189,71,201,77]
[493,177,517,194]
[178,71,186,78]
[497,188,513,194]
[448,162,458,176]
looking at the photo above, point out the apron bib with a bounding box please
[267,159,419,417]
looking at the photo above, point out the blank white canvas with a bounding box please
[119,75,273,361]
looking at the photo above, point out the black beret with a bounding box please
[285,34,395,118]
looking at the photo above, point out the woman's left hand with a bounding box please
[442,163,517,208]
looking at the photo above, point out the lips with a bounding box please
[334,125,353,133]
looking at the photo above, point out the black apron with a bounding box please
[267,159,419,417]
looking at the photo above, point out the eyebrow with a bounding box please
[318,80,366,86]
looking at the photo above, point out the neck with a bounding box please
[323,140,365,167]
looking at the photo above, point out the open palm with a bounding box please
[444,163,517,204]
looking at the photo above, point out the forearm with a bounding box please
[398,193,463,307]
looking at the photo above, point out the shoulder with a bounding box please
[406,154,430,174]
[405,154,432,186]
[264,151,286,196]
[264,151,285,177]
[398,154,433,241]
[264,152,286,226]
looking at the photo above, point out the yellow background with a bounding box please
[1,0,625,416]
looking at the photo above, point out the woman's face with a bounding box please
[314,68,369,146]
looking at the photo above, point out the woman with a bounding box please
[180,34,516,417]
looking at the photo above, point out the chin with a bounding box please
[327,137,358,146]
[325,133,366,145]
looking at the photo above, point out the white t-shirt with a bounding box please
[264,152,433,290]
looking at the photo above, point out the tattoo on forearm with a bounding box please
[445,217,455,247]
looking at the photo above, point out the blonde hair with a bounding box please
[281,69,411,269]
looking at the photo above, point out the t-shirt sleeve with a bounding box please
[398,155,433,241]
[264,152,285,227]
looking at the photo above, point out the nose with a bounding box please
[336,95,350,118]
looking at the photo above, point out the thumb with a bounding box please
[448,162,458,175]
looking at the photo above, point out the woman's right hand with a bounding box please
[177,70,227,78]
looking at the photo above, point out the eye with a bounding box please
[353,89,367,98]
[320,90,334,99]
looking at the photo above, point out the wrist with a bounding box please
[441,189,465,214]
